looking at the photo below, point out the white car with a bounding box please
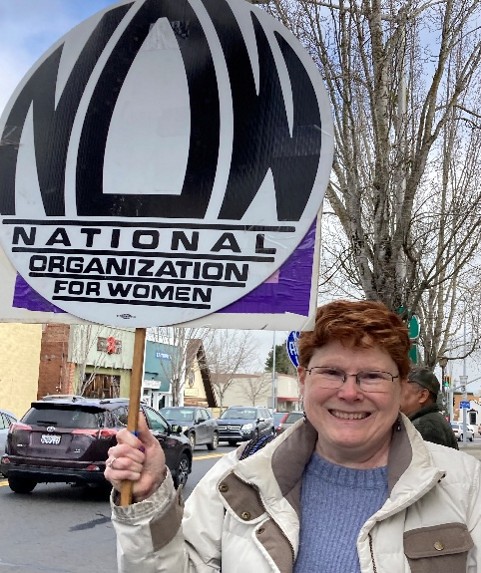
[0,408,17,453]
[451,422,474,442]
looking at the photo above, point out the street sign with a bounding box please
[0,0,334,328]
[396,307,420,339]
[460,400,470,409]
[286,331,300,368]
[408,343,419,364]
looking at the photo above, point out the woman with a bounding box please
[105,300,481,572]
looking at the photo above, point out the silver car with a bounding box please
[451,422,474,442]
[0,409,17,453]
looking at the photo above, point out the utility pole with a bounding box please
[438,356,448,419]
[271,331,277,411]
[461,312,468,443]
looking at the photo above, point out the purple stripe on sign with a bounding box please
[13,274,65,313]
[220,221,316,315]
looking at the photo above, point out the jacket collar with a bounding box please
[232,414,442,500]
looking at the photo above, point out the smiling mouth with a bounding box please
[329,410,370,420]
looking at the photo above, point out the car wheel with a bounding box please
[8,476,37,494]
[470,435,474,442]
[172,453,191,489]
[188,432,196,449]
[206,431,219,451]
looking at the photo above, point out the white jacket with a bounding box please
[111,415,481,573]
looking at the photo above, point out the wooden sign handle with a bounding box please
[120,327,146,506]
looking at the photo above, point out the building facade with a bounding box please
[0,323,43,417]
[37,324,135,398]
[143,341,175,410]
[220,372,301,411]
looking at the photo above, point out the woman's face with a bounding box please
[298,340,402,468]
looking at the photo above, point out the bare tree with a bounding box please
[240,373,273,406]
[203,330,262,407]
[264,0,481,367]
[148,327,212,406]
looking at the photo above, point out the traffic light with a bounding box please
[443,374,451,388]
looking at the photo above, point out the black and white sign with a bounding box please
[0,0,333,327]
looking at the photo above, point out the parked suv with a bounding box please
[1,396,192,494]
[160,406,219,450]
[217,406,273,446]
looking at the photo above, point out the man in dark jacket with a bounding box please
[400,367,459,449]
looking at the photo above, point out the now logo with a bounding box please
[0,0,330,223]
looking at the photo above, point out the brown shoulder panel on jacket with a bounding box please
[256,517,294,573]
[218,472,265,520]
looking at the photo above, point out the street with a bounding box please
[458,439,481,462]
[0,446,231,573]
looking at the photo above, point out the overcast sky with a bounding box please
[0,1,118,113]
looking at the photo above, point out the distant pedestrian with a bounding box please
[400,366,458,449]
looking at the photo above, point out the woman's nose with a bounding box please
[336,374,363,399]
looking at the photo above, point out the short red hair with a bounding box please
[298,300,411,378]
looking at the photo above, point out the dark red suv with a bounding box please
[0,396,192,494]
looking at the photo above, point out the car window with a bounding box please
[161,408,194,422]
[221,408,257,420]
[0,413,7,430]
[111,406,129,427]
[143,407,169,432]
[22,407,101,429]
[198,409,209,422]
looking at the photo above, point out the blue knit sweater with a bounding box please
[293,453,388,573]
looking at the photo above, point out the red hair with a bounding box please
[298,300,411,378]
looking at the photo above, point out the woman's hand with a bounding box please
[105,413,167,502]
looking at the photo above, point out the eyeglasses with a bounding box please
[305,367,399,393]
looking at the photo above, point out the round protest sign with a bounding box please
[0,0,333,327]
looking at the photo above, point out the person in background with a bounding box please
[105,300,481,573]
[400,366,459,449]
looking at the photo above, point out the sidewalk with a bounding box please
[458,442,481,462]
